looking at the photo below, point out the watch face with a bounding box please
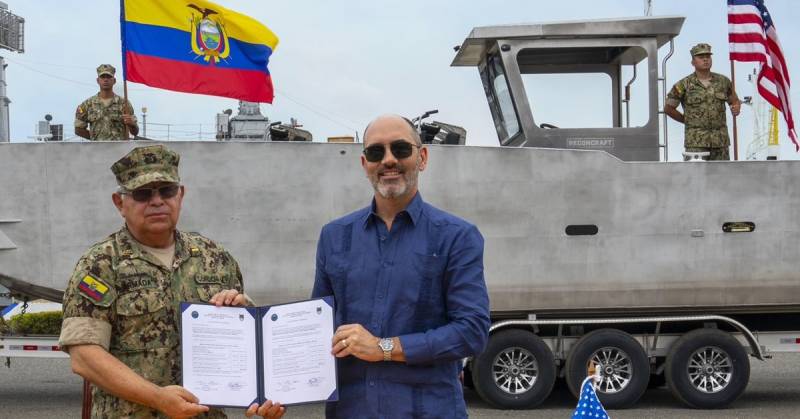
[379,338,393,351]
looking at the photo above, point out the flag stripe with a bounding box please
[728,22,766,33]
[728,33,766,44]
[125,51,274,102]
[124,0,278,48]
[728,13,763,25]
[81,275,109,294]
[766,33,790,83]
[124,21,272,73]
[730,52,768,62]
[729,0,764,6]
[729,44,768,57]
[728,0,798,151]
[121,0,278,103]
[78,282,103,301]
[729,45,767,56]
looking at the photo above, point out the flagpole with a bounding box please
[123,78,131,140]
[730,61,739,161]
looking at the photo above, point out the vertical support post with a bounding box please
[660,40,675,162]
[123,79,131,140]
[81,379,92,419]
[731,61,739,161]
[0,56,10,142]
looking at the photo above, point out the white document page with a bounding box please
[181,304,258,407]
[262,298,336,405]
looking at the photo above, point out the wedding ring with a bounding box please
[342,339,348,347]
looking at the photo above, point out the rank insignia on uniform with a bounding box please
[78,275,110,302]
[190,247,201,257]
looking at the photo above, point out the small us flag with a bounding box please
[571,376,610,419]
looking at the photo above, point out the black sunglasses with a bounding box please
[362,140,420,163]
[120,184,180,202]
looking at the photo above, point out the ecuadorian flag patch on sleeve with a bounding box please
[78,275,110,303]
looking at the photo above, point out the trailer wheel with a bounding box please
[565,329,650,409]
[471,329,556,409]
[665,328,750,409]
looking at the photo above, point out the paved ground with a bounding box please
[1,354,798,418]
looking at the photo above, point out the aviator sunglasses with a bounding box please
[362,140,420,163]
[120,184,181,202]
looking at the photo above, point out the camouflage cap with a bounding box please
[97,64,116,77]
[111,145,181,191]
[690,43,713,56]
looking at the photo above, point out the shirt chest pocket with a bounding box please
[108,104,123,120]
[325,253,351,278]
[87,106,103,123]
[115,288,168,352]
[686,91,705,105]
[193,274,230,302]
[326,253,367,295]
[398,252,447,308]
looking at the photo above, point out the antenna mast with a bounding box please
[0,1,25,142]
[644,0,653,16]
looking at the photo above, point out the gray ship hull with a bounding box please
[1,142,799,315]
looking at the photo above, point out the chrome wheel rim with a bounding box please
[492,346,539,395]
[687,346,733,394]
[590,347,633,394]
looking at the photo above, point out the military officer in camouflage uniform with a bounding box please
[75,64,140,141]
[665,43,741,161]
[59,145,285,419]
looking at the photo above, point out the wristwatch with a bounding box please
[378,338,394,361]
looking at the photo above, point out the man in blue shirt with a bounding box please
[312,114,491,418]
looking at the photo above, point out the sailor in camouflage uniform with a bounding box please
[665,43,742,160]
[59,145,285,419]
[74,64,139,141]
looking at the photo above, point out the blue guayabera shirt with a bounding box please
[312,193,491,419]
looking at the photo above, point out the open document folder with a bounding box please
[180,297,338,407]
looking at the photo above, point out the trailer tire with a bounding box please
[665,328,750,409]
[565,328,650,409]
[471,329,556,409]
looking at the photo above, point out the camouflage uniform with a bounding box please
[74,64,136,141]
[59,145,241,418]
[666,44,738,161]
[75,93,135,141]
[60,227,242,418]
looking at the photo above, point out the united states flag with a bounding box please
[571,376,610,419]
[728,0,797,151]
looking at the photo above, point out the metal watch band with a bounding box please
[380,338,393,362]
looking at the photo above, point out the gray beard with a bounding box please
[372,157,420,199]
[375,173,417,199]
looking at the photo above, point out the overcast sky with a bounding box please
[5,0,799,160]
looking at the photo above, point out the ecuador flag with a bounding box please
[121,0,279,103]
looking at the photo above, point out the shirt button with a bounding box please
[380,236,386,241]
[382,261,390,268]
[369,381,375,387]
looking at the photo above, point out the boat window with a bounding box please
[483,53,520,143]
[521,73,613,128]
[517,46,650,129]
